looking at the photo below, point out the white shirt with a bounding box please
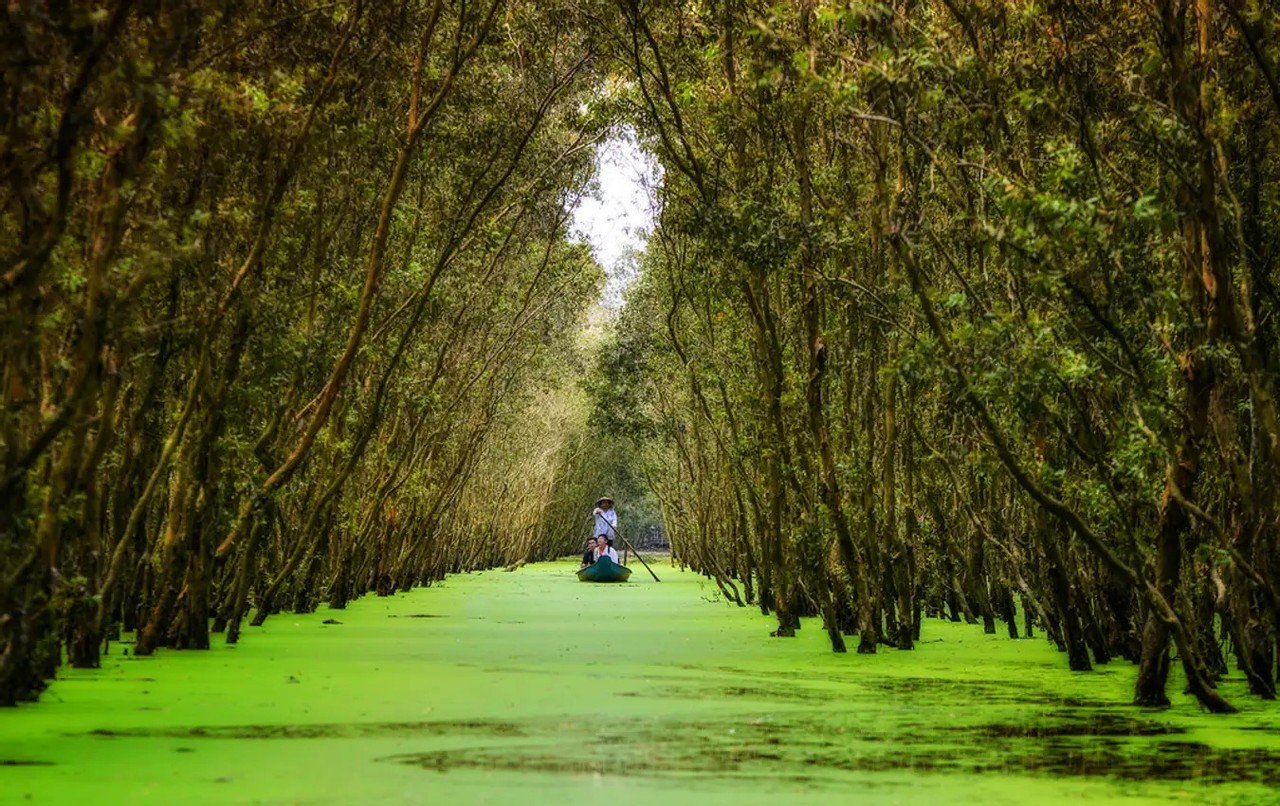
[595,545,619,563]
[594,507,617,539]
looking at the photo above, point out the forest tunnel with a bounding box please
[3,0,1280,727]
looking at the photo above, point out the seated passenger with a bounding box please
[595,535,619,564]
[580,537,597,569]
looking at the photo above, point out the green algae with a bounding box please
[3,560,1279,804]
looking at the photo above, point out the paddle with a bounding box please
[595,515,660,582]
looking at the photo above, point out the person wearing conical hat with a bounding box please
[592,496,617,546]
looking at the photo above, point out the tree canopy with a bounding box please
[601,0,1280,714]
[4,0,1280,717]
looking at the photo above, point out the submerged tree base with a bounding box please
[2,561,1278,804]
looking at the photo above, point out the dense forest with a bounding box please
[1,0,614,704]
[601,0,1280,715]
[4,0,1280,721]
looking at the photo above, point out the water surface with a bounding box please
[3,560,1278,803]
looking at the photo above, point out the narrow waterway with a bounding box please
[3,560,1278,804]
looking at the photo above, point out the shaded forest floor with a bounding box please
[3,560,1279,804]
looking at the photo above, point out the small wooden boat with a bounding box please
[577,556,632,583]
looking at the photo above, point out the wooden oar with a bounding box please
[597,517,660,582]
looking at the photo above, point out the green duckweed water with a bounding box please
[3,559,1279,804]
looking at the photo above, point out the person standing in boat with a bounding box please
[593,496,618,544]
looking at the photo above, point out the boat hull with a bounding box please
[576,557,632,583]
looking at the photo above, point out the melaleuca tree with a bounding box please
[1,0,609,704]
[607,0,1280,712]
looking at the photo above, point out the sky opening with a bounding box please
[568,128,661,309]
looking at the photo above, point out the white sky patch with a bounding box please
[569,129,661,308]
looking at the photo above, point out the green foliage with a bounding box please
[603,0,1280,713]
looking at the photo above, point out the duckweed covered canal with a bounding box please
[4,561,1279,805]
